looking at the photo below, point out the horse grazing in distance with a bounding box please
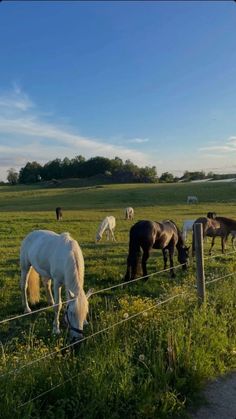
[95,216,116,242]
[192,216,230,256]
[56,207,63,221]
[125,207,134,220]
[187,195,198,204]
[124,220,189,281]
[206,213,236,253]
[20,230,93,341]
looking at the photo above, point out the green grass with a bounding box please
[0,182,236,418]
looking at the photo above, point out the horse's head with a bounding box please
[178,245,190,270]
[65,288,93,342]
[207,212,217,219]
[95,233,102,243]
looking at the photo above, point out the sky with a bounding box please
[0,0,236,181]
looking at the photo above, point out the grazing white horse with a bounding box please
[187,195,198,204]
[20,230,92,340]
[182,220,195,241]
[95,216,116,242]
[125,207,134,220]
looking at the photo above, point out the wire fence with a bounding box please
[1,238,236,409]
[0,292,187,380]
[0,262,186,326]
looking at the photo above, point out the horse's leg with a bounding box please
[162,248,168,270]
[42,277,55,305]
[222,235,228,254]
[232,235,236,250]
[20,266,31,313]
[111,229,116,242]
[168,243,176,278]
[141,248,150,280]
[53,283,62,334]
[209,237,215,255]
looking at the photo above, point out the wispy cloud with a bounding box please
[128,137,149,144]
[0,86,153,180]
[199,136,236,154]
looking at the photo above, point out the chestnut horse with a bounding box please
[124,220,189,280]
[192,215,236,255]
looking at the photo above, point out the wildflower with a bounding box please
[123,313,129,319]
[139,354,145,361]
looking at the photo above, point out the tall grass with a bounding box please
[0,182,236,418]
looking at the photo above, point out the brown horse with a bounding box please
[192,215,236,255]
[206,214,236,254]
[124,220,189,280]
[55,207,62,221]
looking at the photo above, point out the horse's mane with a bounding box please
[164,219,185,245]
[60,232,85,290]
[60,232,72,241]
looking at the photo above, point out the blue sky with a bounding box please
[0,1,236,180]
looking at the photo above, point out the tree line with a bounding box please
[7,158,235,185]
[7,155,158,184]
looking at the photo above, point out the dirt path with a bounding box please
[190,371,236,419]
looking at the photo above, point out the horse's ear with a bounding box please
[68,290,75,299]
[86,288,94,299]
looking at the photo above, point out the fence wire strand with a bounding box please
[0,292,187,380]
[0,263,185,326]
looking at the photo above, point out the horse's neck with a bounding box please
[176,232,185,248]
[99,220,109,234]
[65,246,84,294]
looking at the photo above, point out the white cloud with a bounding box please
[0,86,153,180]
[128,138,149,144]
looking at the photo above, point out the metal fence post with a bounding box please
[194,223,206,304]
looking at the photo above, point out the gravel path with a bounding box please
[190,371,236,419]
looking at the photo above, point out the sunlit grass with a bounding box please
[0,182,236,418]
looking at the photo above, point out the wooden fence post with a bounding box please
[194,223,206,304]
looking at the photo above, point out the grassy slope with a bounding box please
[0,182,235,418]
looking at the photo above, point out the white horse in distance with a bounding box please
[20,230,92,340]
[95,216,116,242]
[125,207,134,220]
[187,195,198,204]
[182,220,195,241]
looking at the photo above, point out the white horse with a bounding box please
[20,230,92,340]
[182,220,195,241]
[124,207,134,220]
[95,216,116,242]
[187,195,198,204]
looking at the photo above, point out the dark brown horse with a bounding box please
[55,207,63,221]
[206,214,236,254]
[192,215,236,255]
[124,220,189,281]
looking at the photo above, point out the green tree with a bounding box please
[159,172,174,183]
[7,168,19,185]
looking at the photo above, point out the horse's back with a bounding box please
[20,230,80,279]
[107,216,116,229]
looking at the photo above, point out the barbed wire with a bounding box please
[203,248,236,261]
[205,271,235,285]
[17,293,188,408]
[0,292,187,380]
[0,263,185,326]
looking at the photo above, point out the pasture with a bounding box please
[0,182,236,418]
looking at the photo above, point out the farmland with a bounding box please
[0,181,236,418]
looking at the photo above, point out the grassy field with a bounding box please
[0,182,236,418]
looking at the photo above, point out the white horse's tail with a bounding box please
[27,266,40,305]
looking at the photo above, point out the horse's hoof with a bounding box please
[24,308,31,313]
[52,328,61,335]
